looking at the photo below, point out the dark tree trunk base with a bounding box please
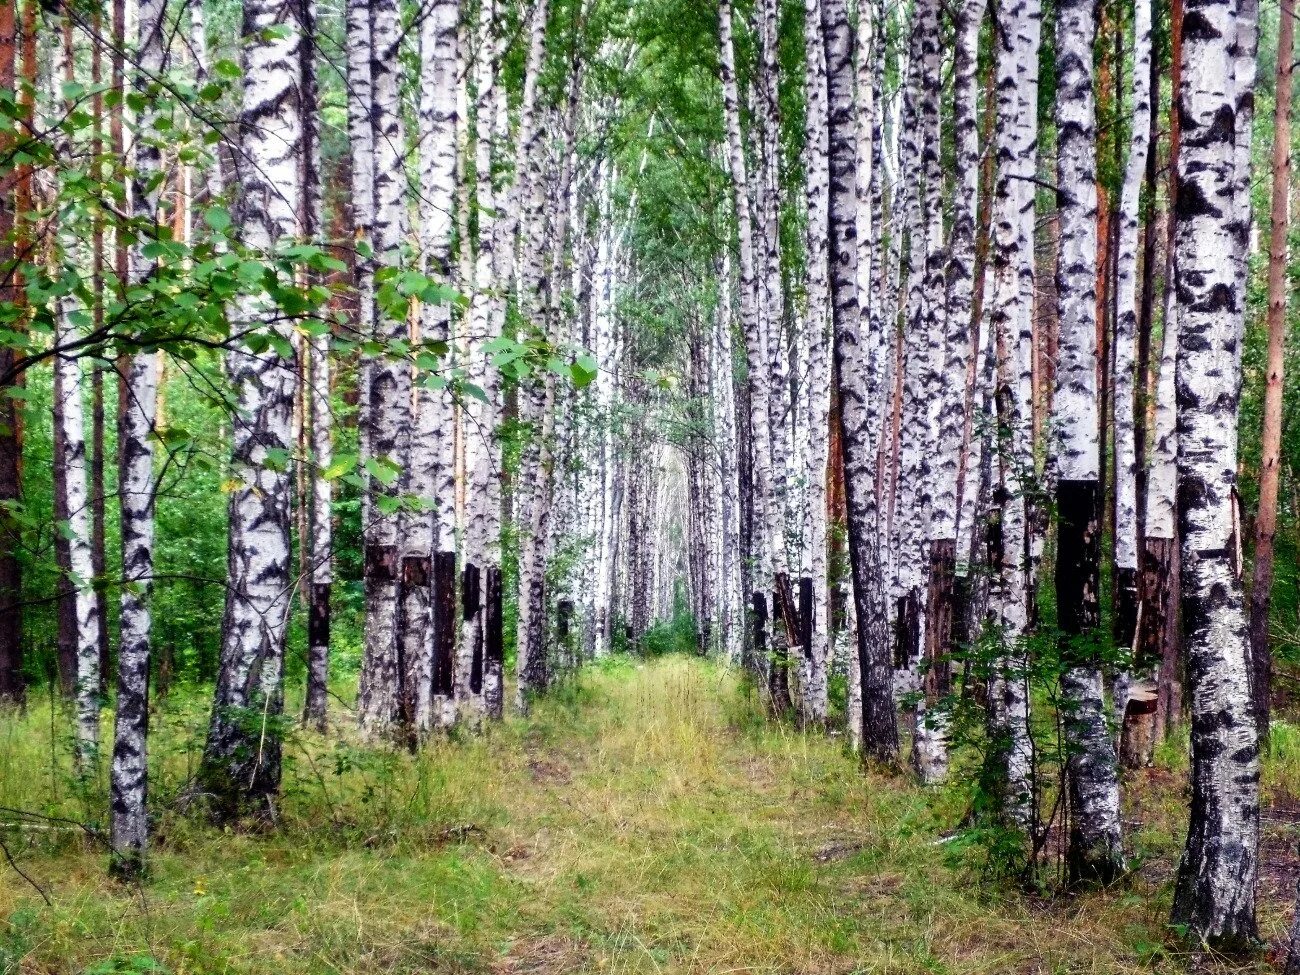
[304,582,331,730]
[1141,536,1180,739]
[433,550,456,699]
[485,567,504,719]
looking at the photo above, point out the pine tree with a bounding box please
[1246,0,1294,742]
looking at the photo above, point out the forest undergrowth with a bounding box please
[1,656,1297,974]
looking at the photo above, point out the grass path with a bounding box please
[0,656,1279,973]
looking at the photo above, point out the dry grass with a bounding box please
[0,657,1291,973]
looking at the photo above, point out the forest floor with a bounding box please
[0,655,1296,974]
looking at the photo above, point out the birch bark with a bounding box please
[985,0,1041,826]
[823,0,897,763]
[111,0,167,872]
[916,0,987,786]
[346,0,375,526]
[200,0,302,817]
[50,23,101,773]
[1169,0,1260,941]
[357,0,414,738]
[756,0,790,601]
[461,0,505,720]
[405,0,460,732]
[1113,0,1154,762]
[800,0,831,725]
[512,0,554,712]
[1052,0,1123,882]
[300,0,332,734]
[719,0,775,669]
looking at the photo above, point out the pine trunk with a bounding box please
[1246,0,1293,743]
[0,0,22,704]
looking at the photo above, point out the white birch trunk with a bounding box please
[406,0,460,732]
[1112,0,1154,756]
[110,0,166,872]
[1052,0,1123,881]
[823,0,897,763]
[1169,0,1260,940]
[719,0,775,653]
[57,323,100,773]
[715,254,744,663]
[512,0,554,712]
[200,0,301,816]
[800,0,832,725]
[357,0,413,737]
[346,0,375,531]
[985,0,1041,827]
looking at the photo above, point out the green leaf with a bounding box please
[364,456,402,487]
[323,453,358,481]
[204,207,231,232]
[571,353,598,388]
[263,448,293,471]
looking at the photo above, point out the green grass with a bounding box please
[0,657,1290,974]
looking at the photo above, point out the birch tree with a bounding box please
[1112,0,1154,763]
[199,0,302,817]
[357,0,413,737]
[1052,0,1123,882]
[49,20,101,773]
[917,0,987,785]
[823,0,897,764]
[1169,0,1260,941]
[404,0,460,732]
[110,0,167,873]
[512,0,554,711]
[985,0,1041,826]
[302,0,332,732]
[799,0,831,726]
[718,0,774,674]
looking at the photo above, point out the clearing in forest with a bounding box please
[0,656,1288,973]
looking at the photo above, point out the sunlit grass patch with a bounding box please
[0,656,1291,974]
